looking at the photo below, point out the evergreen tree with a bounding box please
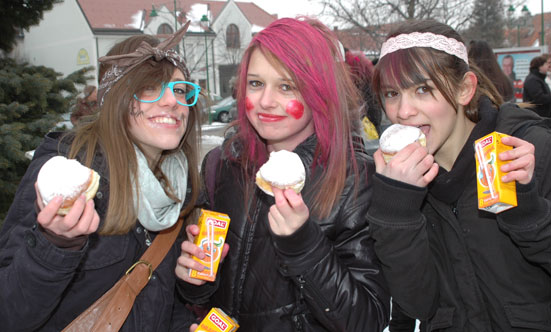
[0,0,56,52]
[465,0,505,47]
[0,58,93,221]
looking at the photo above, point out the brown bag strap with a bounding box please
[63,217,184,332]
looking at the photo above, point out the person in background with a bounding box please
[0,24,200,331]
[501,54,516,81]
[368,19,551,331]
[176,16,390,331]
[344,48,383,139]
[522,55,551,118]
[70,85,98,125]
[468,40,515,102]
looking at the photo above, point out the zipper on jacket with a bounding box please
[451,203,458,217]
[296,275,333,315]
[231,192,259,316]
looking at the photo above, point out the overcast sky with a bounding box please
[244,0,550,21]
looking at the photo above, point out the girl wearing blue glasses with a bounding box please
[0,24,199,331]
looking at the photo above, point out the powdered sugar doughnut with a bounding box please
[255,150,305,196]
[379,124,426,163]
[37,156,100,215]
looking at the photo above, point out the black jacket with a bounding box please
[183,135,390,331]
[368,99,551,331]
[0,132,193,331]
[522,69,551,117]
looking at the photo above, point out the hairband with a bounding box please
[97,21,191,106]
[380,32,469,65]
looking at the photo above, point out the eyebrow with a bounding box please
[246,73,293,83]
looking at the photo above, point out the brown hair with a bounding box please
[67,35,201,235]
[373,20,503,123]
[529,55,548,71]
[468,40,514,102]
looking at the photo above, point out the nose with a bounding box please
[258,86,277,109]
[396,94,418,120]
[158,86,178,107]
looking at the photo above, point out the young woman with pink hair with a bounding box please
[176,17,390,331]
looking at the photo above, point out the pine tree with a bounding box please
[465,0,505,47]
[0,58,93,221]
[0,0,56,52]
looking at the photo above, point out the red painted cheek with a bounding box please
[245,97,254,112]
[285,100,304,119]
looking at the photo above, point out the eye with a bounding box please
[415,85,432,94]
[383,90,398,99]
[280,83,294,92]
[249,80,263,88]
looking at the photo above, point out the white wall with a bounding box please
[12,0,97,84]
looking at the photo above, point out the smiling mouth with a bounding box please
[258,113,286,122]
[151,116,178,125]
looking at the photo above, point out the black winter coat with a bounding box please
[522,69,551,118]
[368,99,551,331]
[183,134,390,331]
[0,132,193,331]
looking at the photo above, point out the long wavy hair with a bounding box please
[372,20,503,123]
[230,17,362,218]
[468,40,514,102]
[66,35,201,235]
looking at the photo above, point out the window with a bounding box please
[226,24,240,49]
[157,24,174,35]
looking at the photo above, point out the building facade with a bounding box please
[10,0,277,98]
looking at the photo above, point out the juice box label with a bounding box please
[189,209,230,282]
[196,307,239,332]
[474,132,517,214]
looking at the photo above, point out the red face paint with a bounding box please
[245,97,254,112]
[285,100,304,119]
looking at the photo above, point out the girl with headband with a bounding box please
[176,17,389,331]
[368,20,551,331]
[0,23,199,330]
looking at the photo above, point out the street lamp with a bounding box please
[200,14,212,122]
[508,5,530,47]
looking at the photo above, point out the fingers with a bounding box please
[373,149,386,173]
[381,143,435,187]
[37,195,99,238]
[175,240,207,286]
[220,243,230,262]
[190,323,198,332]
[499,136,535,185]
[36,196,63,228]
[185,224,200,242]
[268,188,309,236]
[34,183,45,211]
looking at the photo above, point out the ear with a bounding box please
[457,71,477,106]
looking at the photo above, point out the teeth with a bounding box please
[152,117,176,124]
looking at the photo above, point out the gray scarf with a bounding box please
[133,146,188,231]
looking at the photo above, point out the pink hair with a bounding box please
[235,17,346,167]
[231,17,361,217]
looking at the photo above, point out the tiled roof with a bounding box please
[78,0,277,31]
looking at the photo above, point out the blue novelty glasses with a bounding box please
[134,81,201,106]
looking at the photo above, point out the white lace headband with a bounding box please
[380,32,469,65]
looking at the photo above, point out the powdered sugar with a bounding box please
[379,124,425,153]
[259,150,305,186]
[37,156,91,204]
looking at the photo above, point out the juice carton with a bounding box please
[196,307,239,332]
[189,209,230,282]
[474,132,517,214]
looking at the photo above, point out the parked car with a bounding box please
[209,96,236,123]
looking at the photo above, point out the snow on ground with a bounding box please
[202,135,224,145]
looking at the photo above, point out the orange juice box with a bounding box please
[189,209,230,282]
[474,131,517,214]
[196,307,239,332]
